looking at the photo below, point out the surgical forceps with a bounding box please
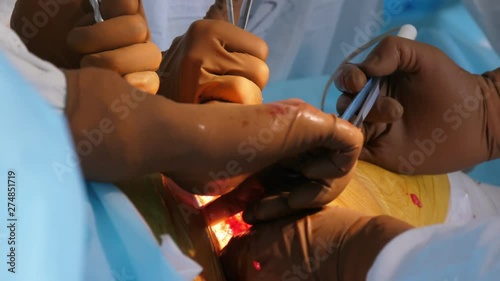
[341,77,382,127]
[227,0,253,30]
[340,24,417,127]
[89,0,104,23]
[90,0,252,29]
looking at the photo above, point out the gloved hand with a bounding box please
[11,0,161,94]
[220,206,414,281]
[157,19,268,104]
[64,68,362,195]
[334,36,500,175]
[67,0,161,94]
[11,0,85,68]
[204,160,361,224]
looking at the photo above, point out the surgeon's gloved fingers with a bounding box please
[203,176,266,224]
[300,147,359,181]
[199,75,263,104]
[287,181,342,209]
[337,94,404,123]
[68,15,148,54]
[190,20,268,61]
[100,0,140,18]
[243,195,300,224]
[336,93,354,115]
[334,63,367,93]
[322,116,364,152]
[207,51,270,90]
[124,71,160,94]
[358,36,423,77]
[81,42,162,75]
[74,12,97,28]
[357,122,391,162]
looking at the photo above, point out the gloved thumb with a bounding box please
[199,76,263,104]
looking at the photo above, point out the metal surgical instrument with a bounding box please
[227,0,253,30]
[89,0,104,23]
[339,24,417,127]
[341,77,382,127]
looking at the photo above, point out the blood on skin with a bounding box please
[268,103,290,117]
[225,213,251,237]
[204,178,266,225]
[410,194,423,208]
[253,261,262,271]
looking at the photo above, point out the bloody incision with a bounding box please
[410,193,423,208]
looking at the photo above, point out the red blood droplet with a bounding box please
[253,261,262,271]
[268,103,289,117]
[410,194,423,208]
[225,213,252,237]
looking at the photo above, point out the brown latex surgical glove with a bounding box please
[64,67,362,195]
[220,206,414,281]
[335,36,500,175]
[11,0,161,94]
[157,19,269,105]
[204,158,362,225]
[11,0,85,68]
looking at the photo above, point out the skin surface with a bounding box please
[334,36,500,175]
[220,206,413,281]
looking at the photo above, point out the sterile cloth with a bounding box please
[369,172,500,281]
[368,217,500,281]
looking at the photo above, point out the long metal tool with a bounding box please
[341,25,417,127]
[89,0,104,23]
[227,0,253,30]
[226,0,235,25]
[237,0,253,30]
